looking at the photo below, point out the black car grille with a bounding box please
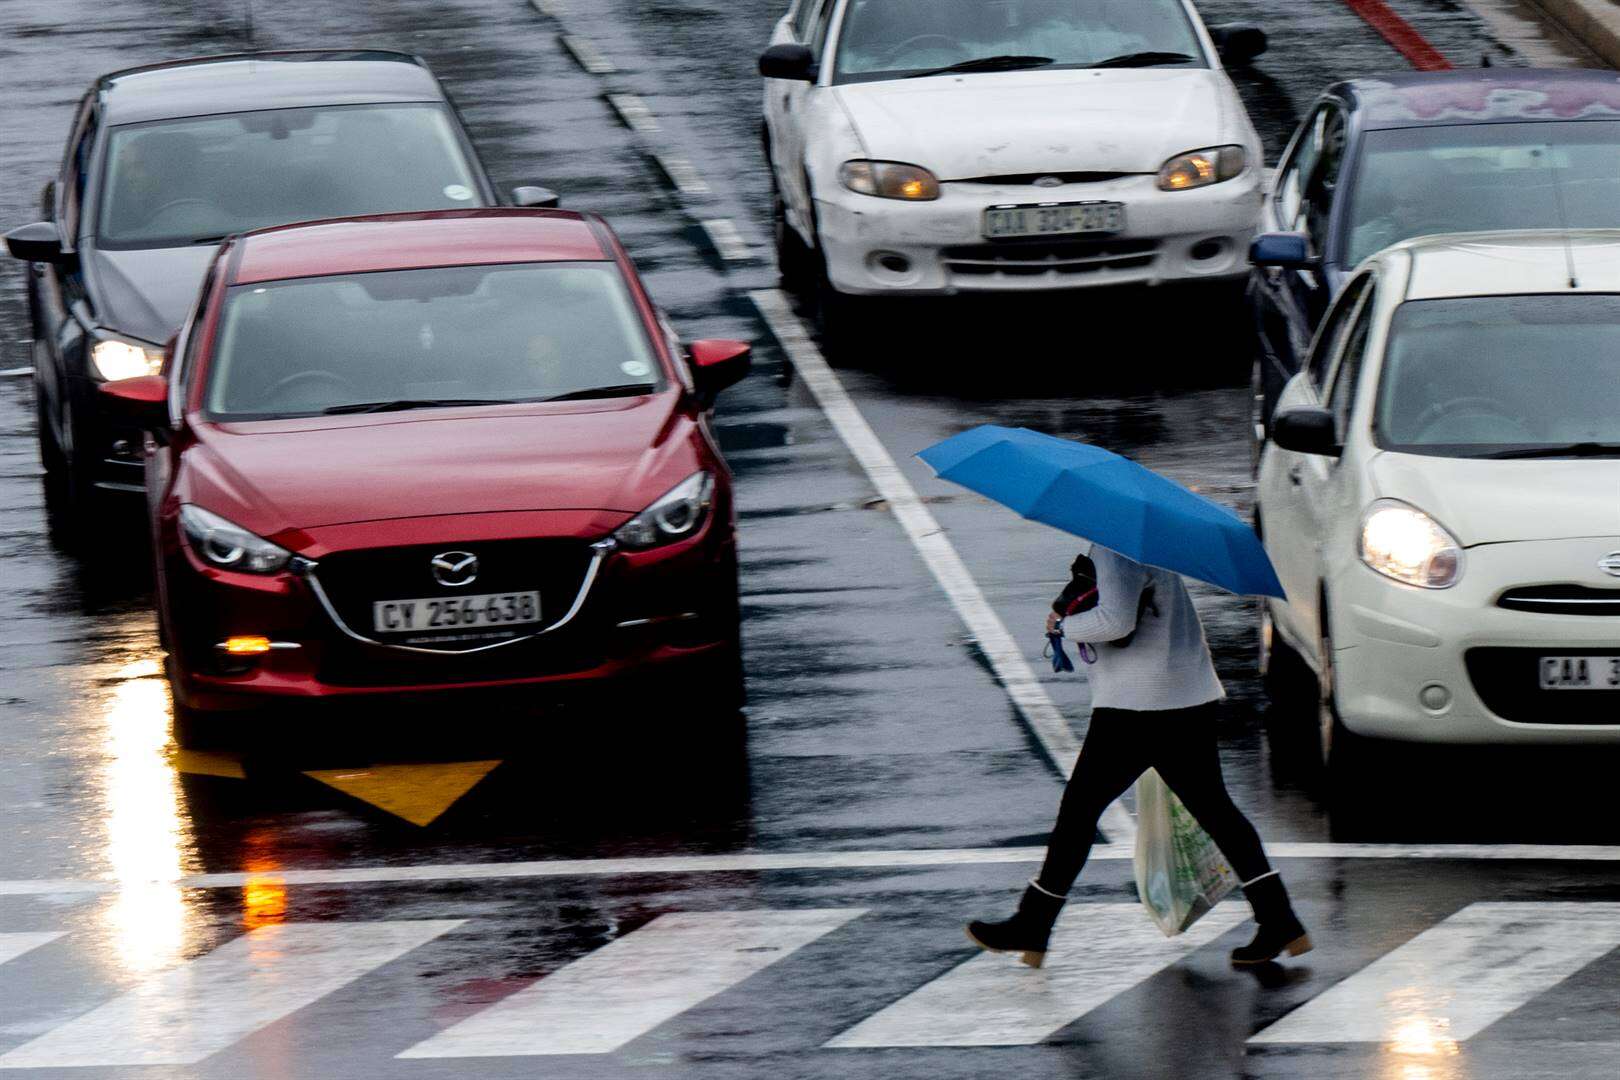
[942,237,1159,278]
[1497,585,1620,617]
[1464,648,1620,725]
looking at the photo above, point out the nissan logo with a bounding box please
[1601,552,1620,578]
[1033,175,1064,188]
[431,551,479,588]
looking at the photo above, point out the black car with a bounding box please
[5,49,556,537]
[1245,68,1620,461]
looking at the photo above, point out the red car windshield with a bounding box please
[203,262,663,420]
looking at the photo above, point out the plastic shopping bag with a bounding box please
[1132,768,1239,937]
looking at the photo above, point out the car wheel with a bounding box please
[812,247,866,360]
[165,656,217,750]
[1317,613,1375,798]
[43,403,105,553]
[772,189,813,294]
[36,387,67,493]
[1259,601,1312,707]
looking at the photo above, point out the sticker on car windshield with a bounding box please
[621,360,652,378]
[443,184,474,201]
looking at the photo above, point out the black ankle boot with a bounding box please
[1231,873,1312,967]
[966,883,1066,968]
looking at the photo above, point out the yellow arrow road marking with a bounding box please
[303,761,502,827]
[170,749,247,780]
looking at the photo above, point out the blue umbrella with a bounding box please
[918,425,1286,599]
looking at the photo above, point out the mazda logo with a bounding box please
[431,551,479,588]
[1601,551,1620,579]
[1033,176,1064,188]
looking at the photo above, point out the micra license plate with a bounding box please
[1539,655,1620,690]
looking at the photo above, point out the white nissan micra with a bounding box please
[1257,231,1620,779]
[759,0,1266,329]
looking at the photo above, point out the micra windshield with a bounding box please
[1375,294,1620,458]
[833,0,1205,85]
[204,262,664,421]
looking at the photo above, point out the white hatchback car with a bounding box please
[1257,231,1620,774]
[759,0,1267,310]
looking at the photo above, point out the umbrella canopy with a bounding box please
[919,425,1286,599]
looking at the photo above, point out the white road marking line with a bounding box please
[0,932,63,966]
[606,92,660,133]
[1249,902,1620,1046]
[398,909,862,1058]
[0,921,462,1068]
[560,34,616,75]
[701,218,752,261]
[529,0,567,17]
[828,902,1248,1048]
[0,367,32,378]
[749,289,1136,845]
[4,842,1620,897]
[654,153,713,197]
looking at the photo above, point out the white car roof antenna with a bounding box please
[1536,143,1580,289]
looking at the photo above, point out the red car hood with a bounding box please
[184,395,691,536]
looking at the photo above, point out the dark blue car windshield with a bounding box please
[1346,121,1620,266]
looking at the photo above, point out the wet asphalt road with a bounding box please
[2,1,1620,1077]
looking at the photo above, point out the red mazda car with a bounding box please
[101,209,751,745]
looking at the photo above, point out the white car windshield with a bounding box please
[833,0,1205,84]
[205,263,663,420]
[1376,295,1620,459]
[1345,121,1620,267]
[98,104,484,249]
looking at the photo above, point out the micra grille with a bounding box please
[1497,585,1620,617]
[943,237,1159,278]
[955,171,1135,186]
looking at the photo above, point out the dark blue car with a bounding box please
[1245,68,1620,456]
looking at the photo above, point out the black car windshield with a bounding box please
[833,0,1204,84]
[205,263,663,420]
[97,104,483,249]
[1376,295,1620,458]
[1345,121,1620,267]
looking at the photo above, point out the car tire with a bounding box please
[165,656,217,750]
[812,247,867,360]
[1317,609,1376,800]
[43,403,106,554]
[772,189,814,294]
[1259,601,1313,708]
[36,386,68,495]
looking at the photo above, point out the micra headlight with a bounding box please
[180,505,292,574]
[1359,499,1463,589]
[1157,145,1247,191]
[90,334,164,381]
[839,160,941,201]
[614,471,715,550]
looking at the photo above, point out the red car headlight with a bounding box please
[180,505,292,574]
[613,471,715,550]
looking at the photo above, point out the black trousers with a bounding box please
[1036,702,1273,896]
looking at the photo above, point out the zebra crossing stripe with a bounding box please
[0,933,63,967]
[397,909,864,1058]
[827,903,1249,1048]
[1249,902,1620,1047]
[0,920,462,1068]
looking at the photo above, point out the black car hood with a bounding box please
[85,243,218,345]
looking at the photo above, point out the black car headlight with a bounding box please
[613,471,715,550]
[90,333,164,381]
[180,505,292,574]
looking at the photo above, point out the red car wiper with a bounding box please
[321,398,512,415]
[539,384,657,403]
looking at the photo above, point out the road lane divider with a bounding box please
[560,33,617,75]
[606,92,660,133]
[0,932,63,967]
[528,0,567,17]
[751,289,1137,843]
[701,218,753,262]
[653,153,713,197]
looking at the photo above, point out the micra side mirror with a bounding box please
[1211,25,1268,66]
[759,43,816,81]
[1251,231,1317,271]
[1272,406,1340,458]
[99,375,170,431]
[5,221,64,263]
[688,339,752,406]
[512,186,561,209]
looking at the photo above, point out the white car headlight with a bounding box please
[1156,145,1248,191]
[180,505,292,574]
[614,471,715,550]
[838,160,941,201]
[1358,500,1463,589]
[91,337,164,381]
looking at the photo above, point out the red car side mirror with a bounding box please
[99,375,169,429]
[688,340,752,404]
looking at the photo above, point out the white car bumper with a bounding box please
[814,170,1263,295]
[1329,537,1620,745]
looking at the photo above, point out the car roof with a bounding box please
[1391,230,1620,300]
[229,210,614,284]
[1333,69,1620,130]
[98,50,443,126]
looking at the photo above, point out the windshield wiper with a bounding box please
[1484,441,1620,459]
[321,398,513,415]
[191,235,229,245]
[539,384,656,403]
[905,55,1054,79]
[1087,51,1196,69]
